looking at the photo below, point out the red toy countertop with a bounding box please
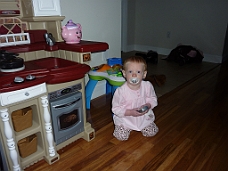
[57,41,109,53]
[1,40,109,54]
[0,57,91,92]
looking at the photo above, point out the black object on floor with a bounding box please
[165,45,204,66]
[135,50,158,64]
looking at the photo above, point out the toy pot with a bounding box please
[61,20,82,44]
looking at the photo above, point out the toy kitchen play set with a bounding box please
[0,0,109,170]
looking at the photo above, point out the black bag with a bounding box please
[166,45,204,66]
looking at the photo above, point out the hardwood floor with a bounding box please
[25,61,228,171]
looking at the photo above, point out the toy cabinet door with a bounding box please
[32,0,61,16]
[21,0,61,17]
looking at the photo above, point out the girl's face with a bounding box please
[122,62,147,89]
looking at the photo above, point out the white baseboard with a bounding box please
[202,54,222,63]
[125,44,222,63]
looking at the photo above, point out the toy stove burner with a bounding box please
[14,76,24,83]
[26,74,36,81]
[0,65,25,72]
[0,50,24,72]
[13,74,36,83]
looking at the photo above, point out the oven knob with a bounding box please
[14,76,24,83]
[26,74,36,81]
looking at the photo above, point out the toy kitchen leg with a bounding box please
[85,79,120,109]
[111,85,119,95]
[106,82,112,94]
[85,79,98,109]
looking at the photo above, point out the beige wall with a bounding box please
[125,0,228,63]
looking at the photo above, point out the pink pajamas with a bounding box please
[112,81,159,140]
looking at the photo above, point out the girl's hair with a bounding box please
[123,56,147,71]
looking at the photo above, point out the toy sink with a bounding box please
[32,57,81,71]
[30,57,91,84]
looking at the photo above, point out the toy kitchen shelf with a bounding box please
[0,83,60,171]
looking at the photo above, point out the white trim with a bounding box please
[202,54,222,63]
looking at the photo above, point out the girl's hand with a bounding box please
[125,108,147,117]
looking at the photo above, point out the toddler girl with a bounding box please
[112,56,159,141]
